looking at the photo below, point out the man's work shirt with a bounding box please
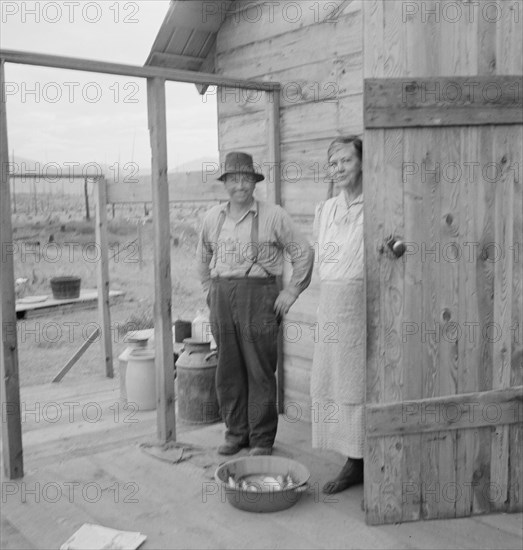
[196,200,314,296]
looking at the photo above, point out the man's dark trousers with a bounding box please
[208,276,280,448]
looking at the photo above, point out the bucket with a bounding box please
[50,276,81,299]
[175,338,220,424]
[126,349,156,411]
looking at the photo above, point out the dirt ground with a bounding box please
[12,195,210,387]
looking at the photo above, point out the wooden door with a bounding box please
[362,1,522,525]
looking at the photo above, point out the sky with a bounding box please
[0,0,219,176]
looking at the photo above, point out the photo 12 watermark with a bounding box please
[402,481,521,505]
[201,1,345,25]
[402,1,521,24]
[201,480,339,505]
[402,320,521,344]
[2,399,140,425]
[402,160,520,184]
[3,80,141,105]
[1,1,140,24]
[2,480,140,503]
[202,81,340,105]
[6,161,141,183]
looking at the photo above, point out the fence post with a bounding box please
[95,176,113,378]
[84,176,90,220]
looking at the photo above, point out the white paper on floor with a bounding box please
[60,523,146,550]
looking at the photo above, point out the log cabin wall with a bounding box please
[214,0,364,420]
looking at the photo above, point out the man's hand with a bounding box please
[274,289,298,318]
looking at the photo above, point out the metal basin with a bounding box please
[214,456,310,513]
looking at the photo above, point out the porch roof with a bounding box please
[144,0,235,75]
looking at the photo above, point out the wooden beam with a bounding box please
[0,49,280,91]
[148,51,205,72]
[265,89,282,206]
[364,76,523,128]
[366,386,523,438]
[147,77,176,443]
[51,328,100,383]
[95,177,113,378]
[265,88,284,413]
[195,39,216,95]
[0,59,23,479]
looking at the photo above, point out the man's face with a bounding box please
[223,173,256,206]
[328,143,362,191]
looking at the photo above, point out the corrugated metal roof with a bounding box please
[145,0,235,74]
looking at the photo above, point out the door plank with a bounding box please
[418,127,443,520]
[508,124,523,512]
[363,126,385,525]
[435,127,461,519]
[400,128,425,522]
[379,128,405,524]
[456,125,482,517]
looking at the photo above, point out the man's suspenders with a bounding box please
[212,208,271,277]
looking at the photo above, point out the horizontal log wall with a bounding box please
[215,0,364,419]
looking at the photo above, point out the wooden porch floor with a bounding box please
[1,377,522,550]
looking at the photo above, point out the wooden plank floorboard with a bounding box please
[471,512,523,539]
[3,381,522,549]
[86,447,318,549]
[0,517,36,550]
[1,470,103,549]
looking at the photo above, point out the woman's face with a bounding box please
[328,143,362,191]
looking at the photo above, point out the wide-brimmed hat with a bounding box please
[217,151,265,182]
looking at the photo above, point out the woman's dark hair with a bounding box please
[327,135,362,162]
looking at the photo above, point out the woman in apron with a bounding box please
[311,136,365,494]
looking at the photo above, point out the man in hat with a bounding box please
[197,152,314,456]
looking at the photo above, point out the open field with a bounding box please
[11,194,213,387]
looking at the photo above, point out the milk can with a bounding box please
[175,338,220,424]
[118,336,149,403]
[126,349,156,411]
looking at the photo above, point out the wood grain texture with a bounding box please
[366,386,523,437]
[364,77,523,128]
[400,127,424,522]
[456,126,482,517]
[147,77,176,443]
[508,123,523,512]
[363,0,522,524]
[217,1,356,52]
[216,9,362,77]
[363,125,385,525]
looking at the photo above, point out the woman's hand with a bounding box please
[274,289,298,318]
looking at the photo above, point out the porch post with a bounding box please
[266,87,284,414]
[0,58,24,479]
[147,76,176,442]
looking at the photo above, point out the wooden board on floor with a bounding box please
[15,289,124,319]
